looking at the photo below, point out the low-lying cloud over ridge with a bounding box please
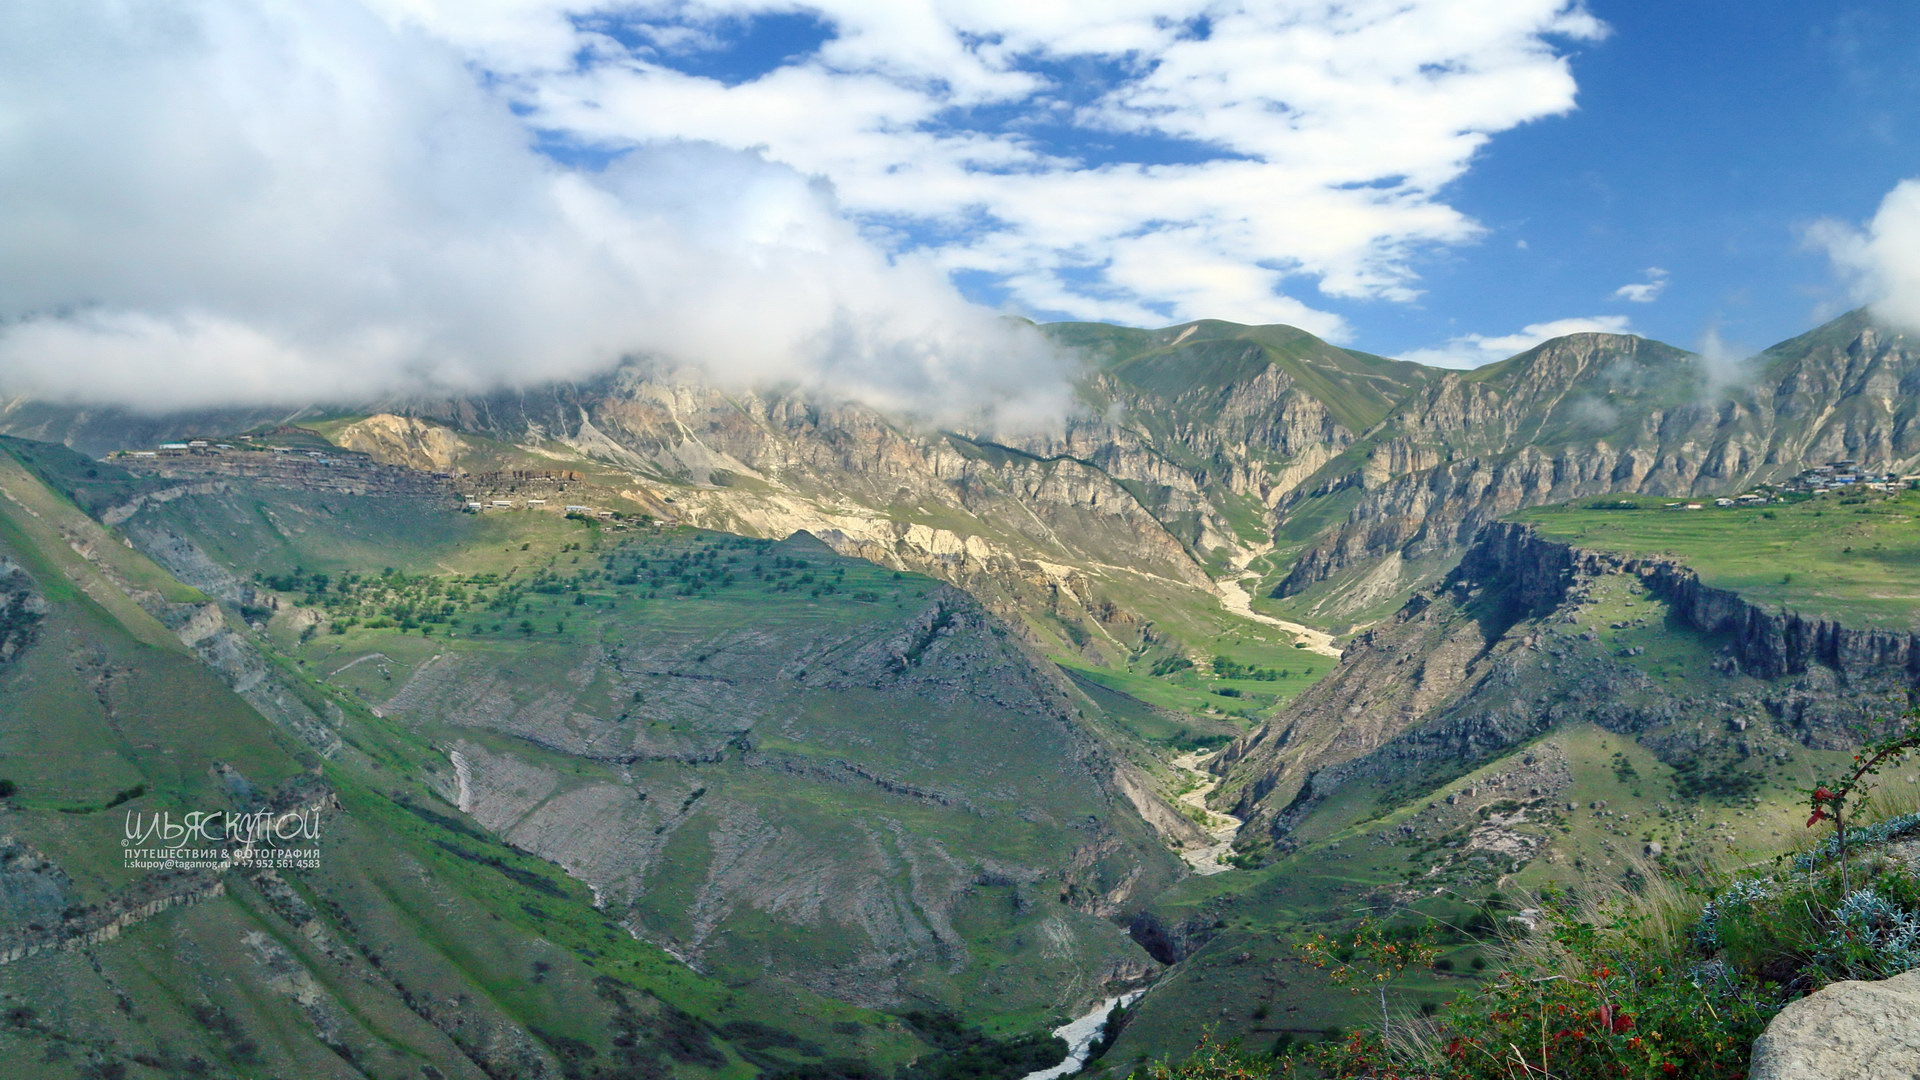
[0,1,1612,418]
[0,1,1065,423]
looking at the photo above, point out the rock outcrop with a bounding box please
[1276,317,1920,617]
[7,312,1919,656]
[0,555,46,664]
[1749,969,1920,1080]
[333,412,468,471]
[1222,521,1920,846]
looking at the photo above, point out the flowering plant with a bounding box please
[1807,707,1920,890]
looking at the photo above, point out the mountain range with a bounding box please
[0,307,1916,1077]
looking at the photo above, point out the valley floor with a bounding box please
[1169,751,1242,876]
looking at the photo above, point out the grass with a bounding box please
[0,434,175,520]
[1515,489,1920,631]
[1072,320,1430,435]
[1140,772,1920,1080]
[0,451,947,1078]
[115,476,1177,1035]
[1042,564,1340,732]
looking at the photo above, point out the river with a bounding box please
[1019,990,1146,1080]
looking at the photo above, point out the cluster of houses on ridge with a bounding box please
[112,432,448,499]
[1781,459,1920,495]
[460,496,621,521]
[1659,459,1920,511]
[121,433,379,469]
[128,438,233,456]
[119,434,376,471]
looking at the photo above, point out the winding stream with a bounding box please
[1212,545,1341,658]
[1169,750,1244,875]
[1019,990,1146,1080]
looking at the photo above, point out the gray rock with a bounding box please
[1750,970,1920,1080]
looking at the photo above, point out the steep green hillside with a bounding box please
[102,468,1189,1033]
[1067,320,1430,434]
[0,440,976,1079]
[1093,501,1920,1071]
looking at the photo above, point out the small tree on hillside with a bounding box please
[1807,706,1920,892]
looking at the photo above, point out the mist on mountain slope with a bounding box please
[0,1,1069,429]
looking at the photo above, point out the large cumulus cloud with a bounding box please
[0,1,1064,422]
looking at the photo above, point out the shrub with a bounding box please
[1145,714,1920,1080]
[1818,888,1920,979]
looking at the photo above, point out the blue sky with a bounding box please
[523,0,1920,363]
[1381,1,1920,361]
[5,2,1919,414]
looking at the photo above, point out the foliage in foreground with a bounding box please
[1139,714,1920,1080]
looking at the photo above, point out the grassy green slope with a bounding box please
[1098,717,1850,1074]
[1516,490,1920,631]
[1091,490,1915,1072]
[0,445,930,1080]
[1062,320,1429,436]
[114,477,1182,1034]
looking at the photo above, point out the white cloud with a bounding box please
[1611,266,1669,303]
[0,1,1064,423]
[0,0,1607,414]
[1400,315,1633,369]
[460,0,1607,331]
[1812,178,1920,333]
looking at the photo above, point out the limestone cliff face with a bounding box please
[1754,320,1920,469]
[1224,521,1920,846]
[7,313,1917,650]
[1276,319,1920,610]
[333,413,467,471]
[1631,555,1920,682]
[1072,352,1358,503]
[402,315,1916,647]
[392,356,1332,660]
[422,367,1232,584]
